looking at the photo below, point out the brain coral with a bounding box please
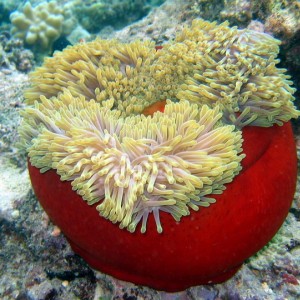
[20,19,299,233]
[10,1,64,50]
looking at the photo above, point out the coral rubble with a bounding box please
[0,31,34,72]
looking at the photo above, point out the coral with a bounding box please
[265,14,298,41]
[10,1,64,50]
[73,0,165,34]
[187,0,253,27]
[219,0,254,26]
[0,0,18,27]
[188,0,224,23]
[258,1,300,41]
[0,32,34,72]
[187,0,300,44]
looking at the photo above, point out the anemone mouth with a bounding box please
[19,19,298,233]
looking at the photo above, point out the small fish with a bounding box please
[142,100,166,116]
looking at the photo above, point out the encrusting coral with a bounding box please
[19,19,299,233]
[10,1,64,50]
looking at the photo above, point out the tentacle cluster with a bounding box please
[20,19,298,233]
[21,93,243,232]
[175,20,299,127]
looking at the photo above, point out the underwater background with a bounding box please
[0,0,300,299]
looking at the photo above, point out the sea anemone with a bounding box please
[24,20,298,126]
[20,19,298,231]
[20,20,298,231]
[19,19,299,291]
